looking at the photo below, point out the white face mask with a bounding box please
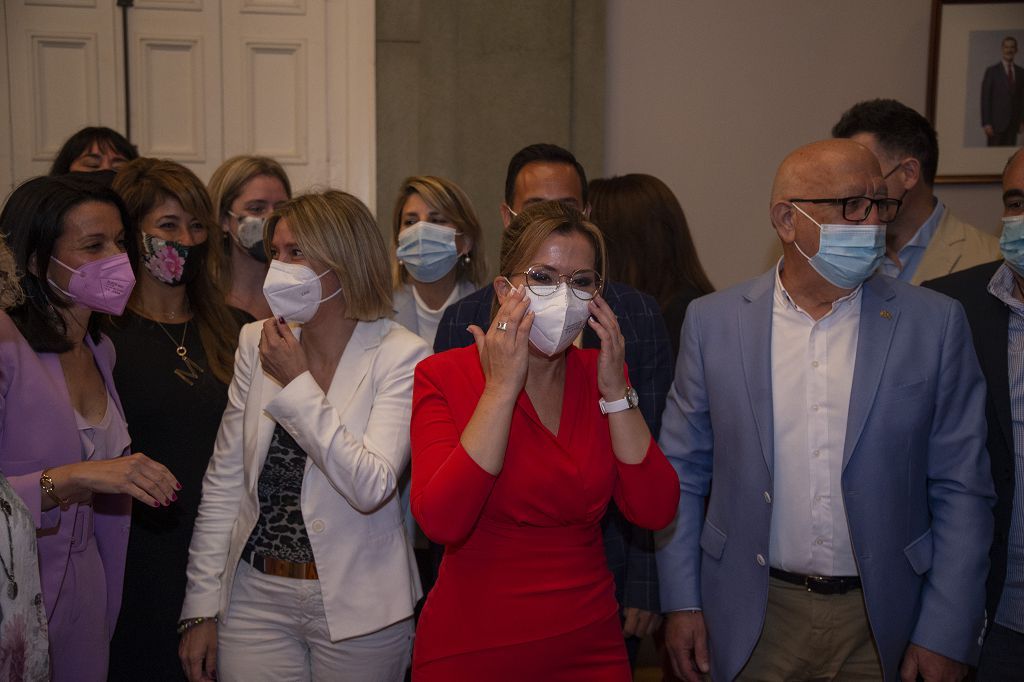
[516,281,592,356]
[262,260,340,323]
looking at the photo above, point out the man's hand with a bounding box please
[664,610,710,682]
[983,124,995,137]
[622,607,662,639]
[899,643,967,682]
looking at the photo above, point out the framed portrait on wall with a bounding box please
[927,0,1024,183]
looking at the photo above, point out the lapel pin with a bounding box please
[880,310,892,320]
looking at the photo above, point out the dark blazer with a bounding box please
[434,280,673,613]
[981,62,1024,134]
[924,260,1015,621]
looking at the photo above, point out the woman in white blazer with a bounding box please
[178,190,430,682]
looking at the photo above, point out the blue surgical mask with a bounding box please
[396,221,461,283]
[1000,214,1024,274]
[790,203,885,289]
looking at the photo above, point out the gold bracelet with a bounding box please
[39,471,70,511]
[177,616,217,635]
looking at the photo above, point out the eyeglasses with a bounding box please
[507,264,603,299]
[789,196,902,223]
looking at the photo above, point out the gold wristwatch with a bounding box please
[40,471,70,511]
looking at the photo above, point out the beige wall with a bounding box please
[604,0,1007,290]
[376,0,604,272]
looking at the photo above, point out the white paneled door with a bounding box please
[2,0,375,207]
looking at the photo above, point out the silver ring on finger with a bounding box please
[496,321,509,332]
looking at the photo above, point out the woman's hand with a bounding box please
[259,317,309,386]
[179,620,218,682]
[588,294,628,400]
[468,284,534,400]
[53,453,180,509]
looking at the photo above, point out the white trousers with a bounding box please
[218,560,414,681]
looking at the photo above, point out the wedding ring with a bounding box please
[496,321,509,331]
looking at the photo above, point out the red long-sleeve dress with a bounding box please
[410,345,679,681]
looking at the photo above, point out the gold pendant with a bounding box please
[173,346,205,386]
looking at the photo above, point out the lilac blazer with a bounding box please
[0,311,131,633]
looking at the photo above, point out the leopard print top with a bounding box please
[243,423,314,563]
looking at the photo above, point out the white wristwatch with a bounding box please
[599,386,639,414]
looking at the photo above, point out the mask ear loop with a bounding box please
[788,202,822,264]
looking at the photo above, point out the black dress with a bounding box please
[104,310,249,681]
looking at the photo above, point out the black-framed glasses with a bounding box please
[789,196,902,223]
[506,264,603,299]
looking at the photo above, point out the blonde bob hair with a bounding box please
[390,175,486,287]
[267,190,393,321]
[491,200,607,321]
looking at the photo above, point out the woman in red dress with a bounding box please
[410,200,680,680]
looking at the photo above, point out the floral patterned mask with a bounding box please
[141,234,204,287]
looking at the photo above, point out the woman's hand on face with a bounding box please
[587,294,628,401]
[179,620,218,682]
[468,284,533,399]
[65,453,180,508]
[259,317,309,386]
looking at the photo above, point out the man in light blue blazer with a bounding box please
[657,139,995,681]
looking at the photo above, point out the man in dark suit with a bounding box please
[981,37,1024,147]
[923,147,1024,679]
[433,143,673,664]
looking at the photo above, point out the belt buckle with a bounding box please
[805,575,849,595]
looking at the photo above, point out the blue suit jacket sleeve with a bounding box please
[909,298,995,663]
[655,298,714,611]
[434,286,492,353]
[601,284,673,612]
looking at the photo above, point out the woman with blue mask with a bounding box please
[390,176,486,586]
[390,176,485,348]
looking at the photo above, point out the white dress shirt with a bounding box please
[769,261,861,576]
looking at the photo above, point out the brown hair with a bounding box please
[207,155,292,282]
[267,190,393,321]
[112,157,243,384]
[588,174,713,311]
[491,200,606,321]
[390,175,486,287]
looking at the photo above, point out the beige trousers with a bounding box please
[735,576,883,681]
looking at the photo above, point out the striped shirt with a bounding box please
[988,263,1024,632]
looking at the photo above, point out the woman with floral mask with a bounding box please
[410,200,679,680]
[0,174,180,681]
[101,158,250,681]
[391,176,485,347]
[179,190,429,682]
[207,156,292,320]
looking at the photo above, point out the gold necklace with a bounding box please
[154,319,205,386]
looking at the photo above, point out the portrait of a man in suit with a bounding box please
[981,36,1024,147]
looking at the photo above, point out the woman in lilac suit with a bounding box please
[0,175,180,681]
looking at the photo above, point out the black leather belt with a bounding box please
[769,568,861,595]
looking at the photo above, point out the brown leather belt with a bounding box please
[242,546,318,580]
[769,567,861,595]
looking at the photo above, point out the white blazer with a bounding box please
[181,317,430,641]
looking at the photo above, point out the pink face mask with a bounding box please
[48,253,136,315]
